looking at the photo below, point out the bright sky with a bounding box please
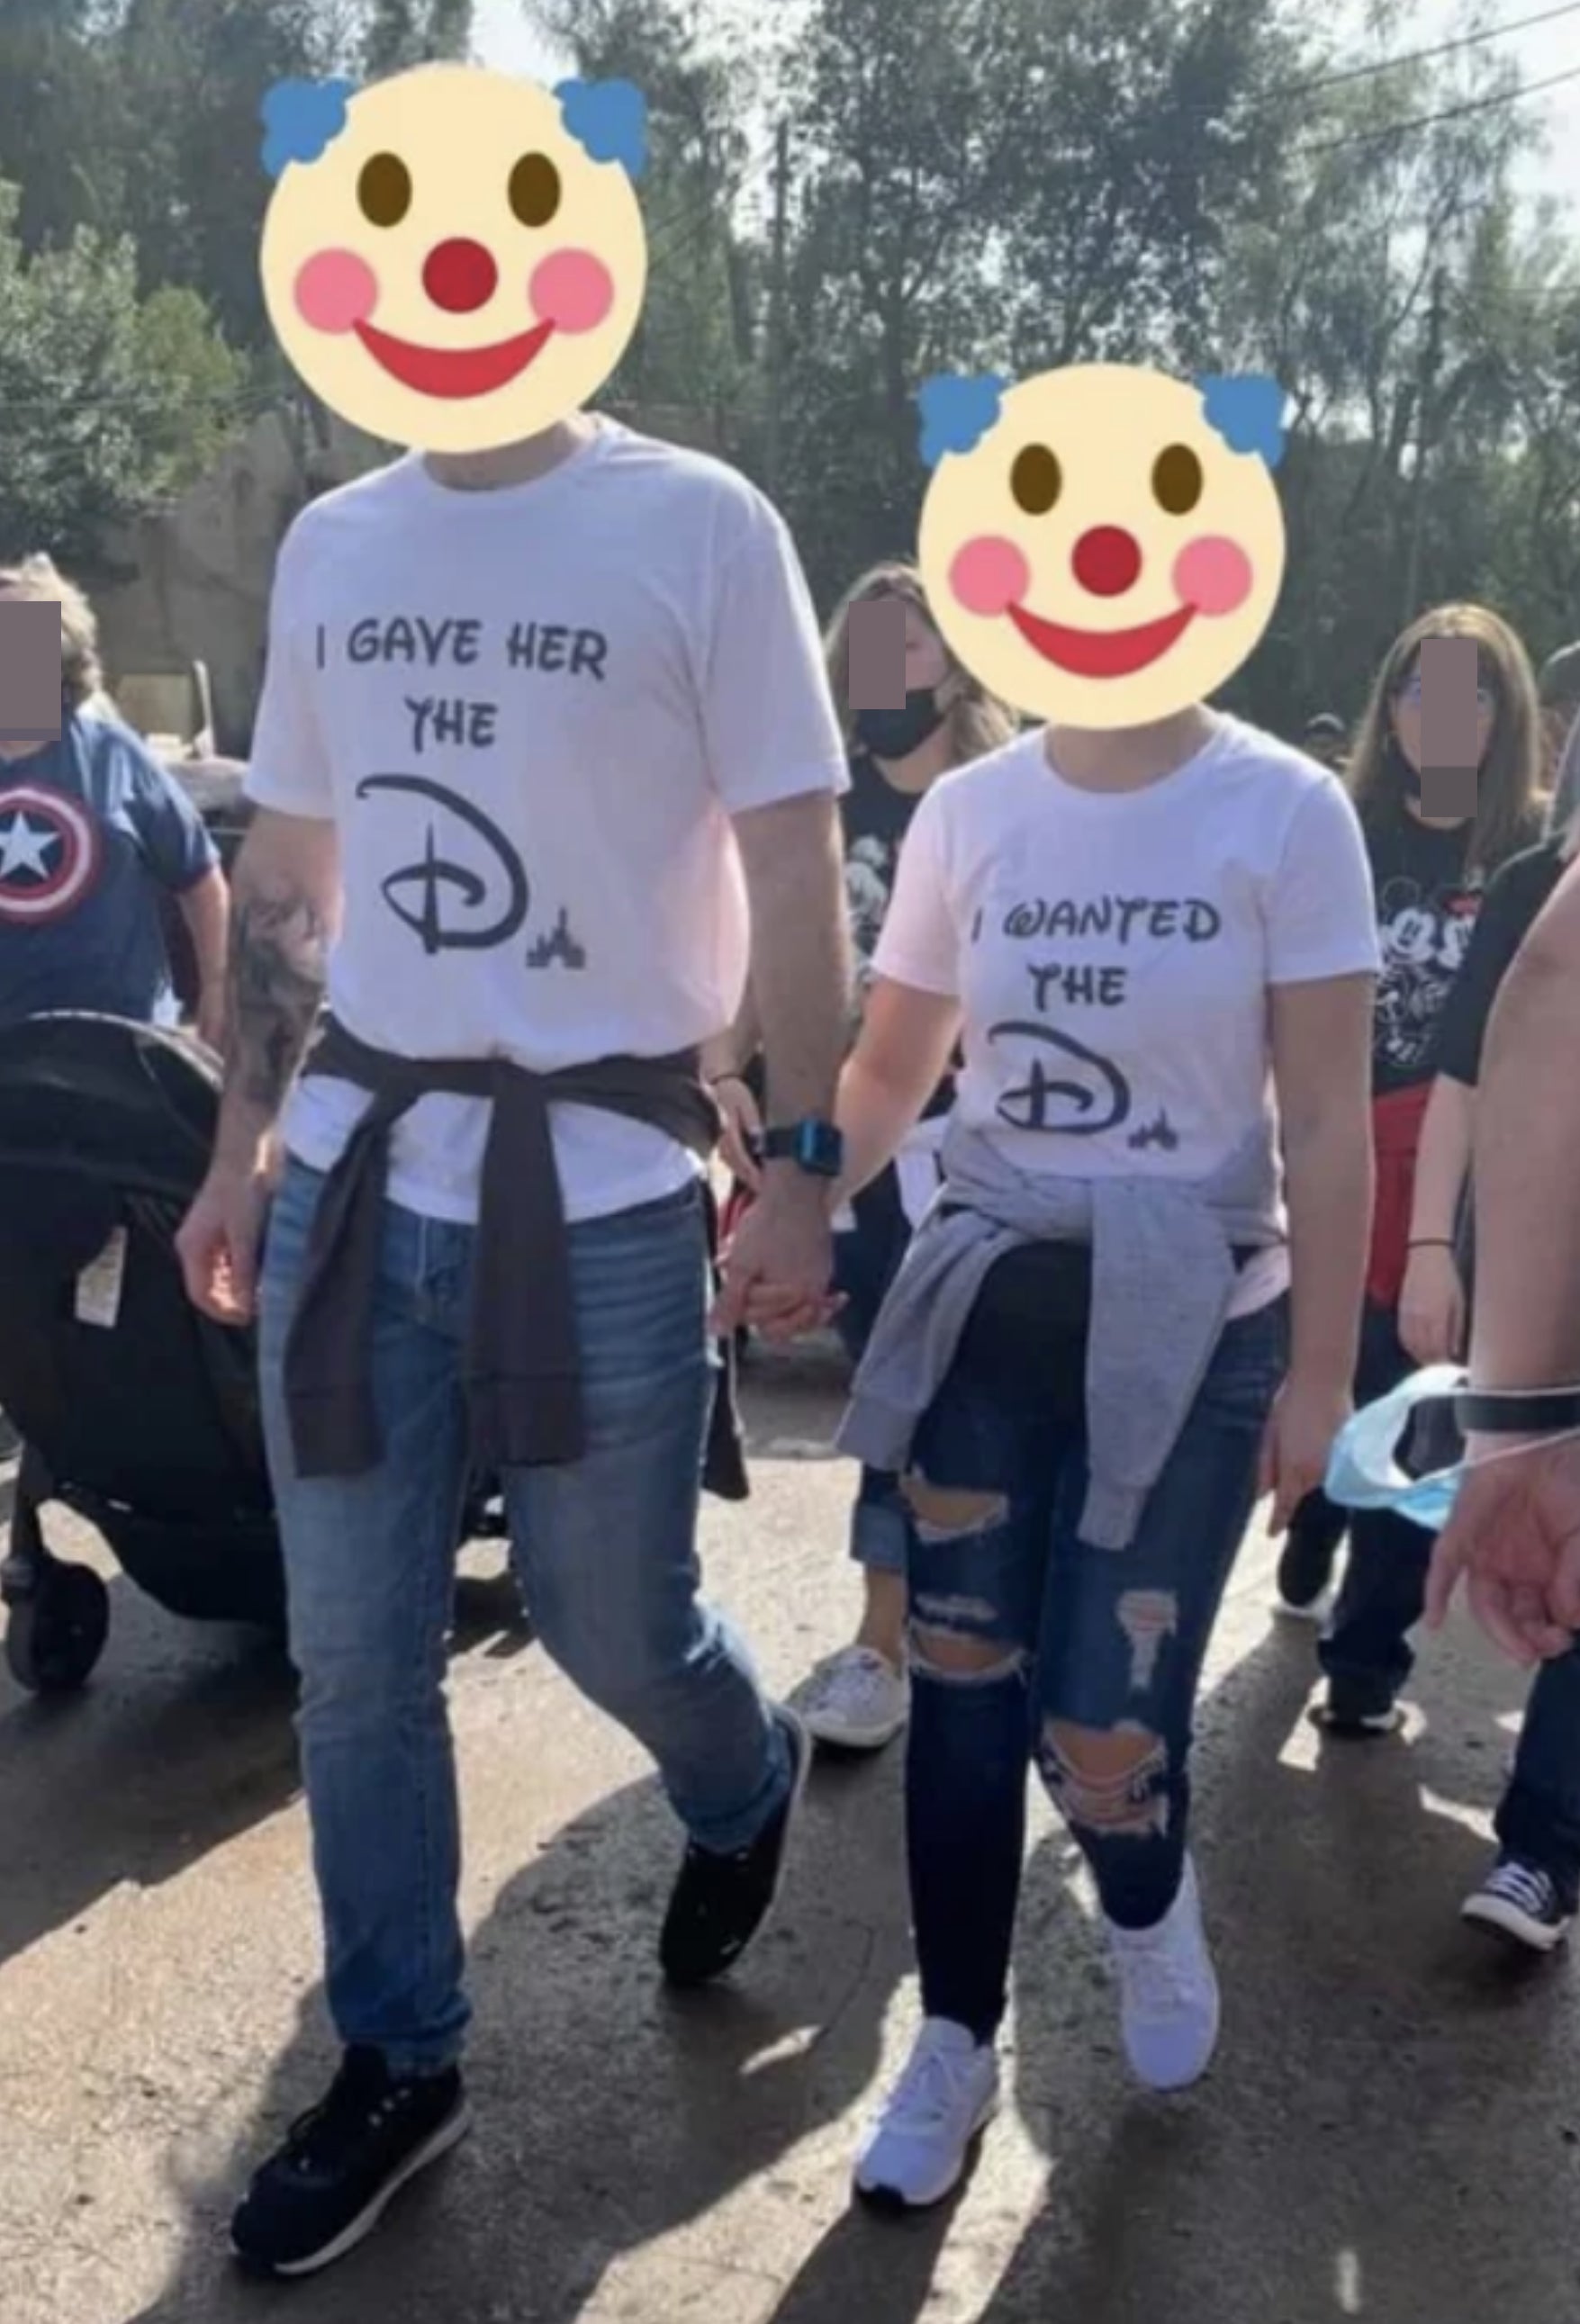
[473,0,1580,217]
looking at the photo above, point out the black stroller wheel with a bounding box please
[5,1563,110,1694]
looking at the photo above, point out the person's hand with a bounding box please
[194,984,227,1058]
[710,1171,836,1342]
[176,1155,276,1325]
[713,1075,763,1193]
[1398,1246,1466,1367]
[1259,1372,1352,1535]
[1425,1434,1580,1664]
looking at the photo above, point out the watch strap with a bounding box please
[1454,1387,1580,1437]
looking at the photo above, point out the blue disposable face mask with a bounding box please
[1324,1365,1467,1535]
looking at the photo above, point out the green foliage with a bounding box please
[542,0,1580,732]
[0,181,248,569]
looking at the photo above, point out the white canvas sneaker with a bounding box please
[801,1645,910,1750]
[1106,1854,1221,2093]
[853,2019,1000,2211]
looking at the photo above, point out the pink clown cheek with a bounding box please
[1173,535,1255,618]
[529,248,615,335]
[293,249,381,335]
[950,535,1032,619]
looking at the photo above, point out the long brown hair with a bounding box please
[824,561,1016,768]
[1347,603,1541,873]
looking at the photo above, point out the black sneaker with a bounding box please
[230,2048,470,2278]
[660,1707,810,1987]
[1462,1857,1574,1955]
[1317,1680,1404,1737]
[1276,1524,1341,1620]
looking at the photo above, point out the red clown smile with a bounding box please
[354,316,556,399]
[1007,599,1198,679]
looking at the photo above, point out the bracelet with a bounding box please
[1407,1238,1457,1251]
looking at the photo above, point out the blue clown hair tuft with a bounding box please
[555,78,648,179]
[261,78,357,179]
[1196,374,1288,470]
[916,373,1009,469]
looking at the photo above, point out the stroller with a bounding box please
[0,1013,502,1696]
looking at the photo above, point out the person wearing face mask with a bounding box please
[1275,606,1546,1730]
[709,565,1016,1751]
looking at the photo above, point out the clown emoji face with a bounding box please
[258,65,647,455]
[916,365,1287,729]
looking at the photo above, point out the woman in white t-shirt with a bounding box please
[790,702,1378,2210]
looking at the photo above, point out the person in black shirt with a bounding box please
[1395,806,1580,1948]
[1276,605,1545,1732]
[711,563,1015,1751]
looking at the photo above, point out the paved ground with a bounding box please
[4,1339,1580,2324]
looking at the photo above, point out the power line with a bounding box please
[1280,1,1580,103]
[643,10,1580,275]
[1298,61,1580,154]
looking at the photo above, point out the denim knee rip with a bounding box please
[1038,1718,1172,1841]
[902,1473,1027,1685]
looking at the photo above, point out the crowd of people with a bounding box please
[3,418,1580,2276]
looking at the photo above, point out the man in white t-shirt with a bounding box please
[176,410,852,2275]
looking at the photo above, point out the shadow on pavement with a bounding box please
[123,1743,912,2324]
[0,1556,527,1976]
[85,1507,1580,2324]
[767,1599,1575,2324]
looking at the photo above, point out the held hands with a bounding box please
[709,1172,844,1344]
[1259,1374,1352,1536]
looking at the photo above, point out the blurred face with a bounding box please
[0,580,55,762]
[1388,648,1497,777]
[902,599,951,694]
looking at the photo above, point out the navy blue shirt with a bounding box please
[0,709,219,1029]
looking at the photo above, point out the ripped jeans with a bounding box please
[901,1283,1288,2043]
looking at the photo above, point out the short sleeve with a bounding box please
[245,521,335,820]
[123,734,219,892]
[871,788,961,997]
[699,492,850,815]
[1266,778,1381,986]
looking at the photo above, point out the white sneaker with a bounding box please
[1107,1855,1221,2093]
[853,2019,1000,2211]
[801,1645,910,1750]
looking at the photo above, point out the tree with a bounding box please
[0,1,475,349]
[0,182,248,570]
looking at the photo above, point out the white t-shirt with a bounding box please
[874,716,1381,1315]
[246,421,848,1222]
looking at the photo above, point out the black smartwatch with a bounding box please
[755,1119,844,1178]
[1455,1386,1580,1437]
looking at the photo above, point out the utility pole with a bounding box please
[1403,265,1448,626]
[764,119,790,498]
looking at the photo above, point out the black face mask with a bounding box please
[855,689,947,761]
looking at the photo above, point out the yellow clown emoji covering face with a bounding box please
[258,64,648,455]
[916,364,1288,729]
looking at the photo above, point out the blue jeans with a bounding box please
[832,1166,914,1578]
[903,1293,1288,2042]
[257,1159,791,2076]
[1498,1650,1580,1908]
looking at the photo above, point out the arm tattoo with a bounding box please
[227,888,329,1116]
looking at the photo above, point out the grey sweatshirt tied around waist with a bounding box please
[838,1115,1286,1551]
